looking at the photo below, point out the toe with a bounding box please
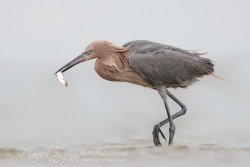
[152,125,161,146]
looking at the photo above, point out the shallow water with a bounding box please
[1,140,250,167]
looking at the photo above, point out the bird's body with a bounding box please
[55,40,215,146]
[93,40,213,89]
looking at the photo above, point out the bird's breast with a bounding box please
[94,59,153,88]
[94,59,119,81]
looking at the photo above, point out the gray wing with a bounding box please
[124,40,214,88]
[123,40,203,56]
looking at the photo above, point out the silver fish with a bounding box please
[56,71,68,86]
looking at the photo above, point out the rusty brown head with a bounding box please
[54,40,128,74]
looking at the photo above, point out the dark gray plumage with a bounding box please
[124,40,214,88]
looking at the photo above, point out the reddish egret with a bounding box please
[55,40,215,146]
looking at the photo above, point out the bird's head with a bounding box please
[55,40,113,74]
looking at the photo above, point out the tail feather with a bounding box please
[198,58,230,82]
[210,73,231,82]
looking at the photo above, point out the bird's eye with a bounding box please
[88,49,94,54]
[85,49,93,55]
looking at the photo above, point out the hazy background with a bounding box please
[0,0,250,154]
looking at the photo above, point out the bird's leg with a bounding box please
[158,90,187,127]
[153,86,176,146]
[152,90,187,146]
[164,101,175,145]
[167,90,186,112]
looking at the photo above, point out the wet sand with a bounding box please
[0,140,249,167]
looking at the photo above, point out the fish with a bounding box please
[56,71,68,86]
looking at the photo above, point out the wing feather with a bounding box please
[126,40,214,88]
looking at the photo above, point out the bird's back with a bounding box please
[124,40,214,88]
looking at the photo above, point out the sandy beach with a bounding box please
[1,139,250,167]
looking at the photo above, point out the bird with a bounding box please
[55,40,215,146]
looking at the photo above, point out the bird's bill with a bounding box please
[54,54,87,74]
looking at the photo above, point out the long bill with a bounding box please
[54,54,87,74]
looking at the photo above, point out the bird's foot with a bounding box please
[168,124,175,145]
[152,124,166,146]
